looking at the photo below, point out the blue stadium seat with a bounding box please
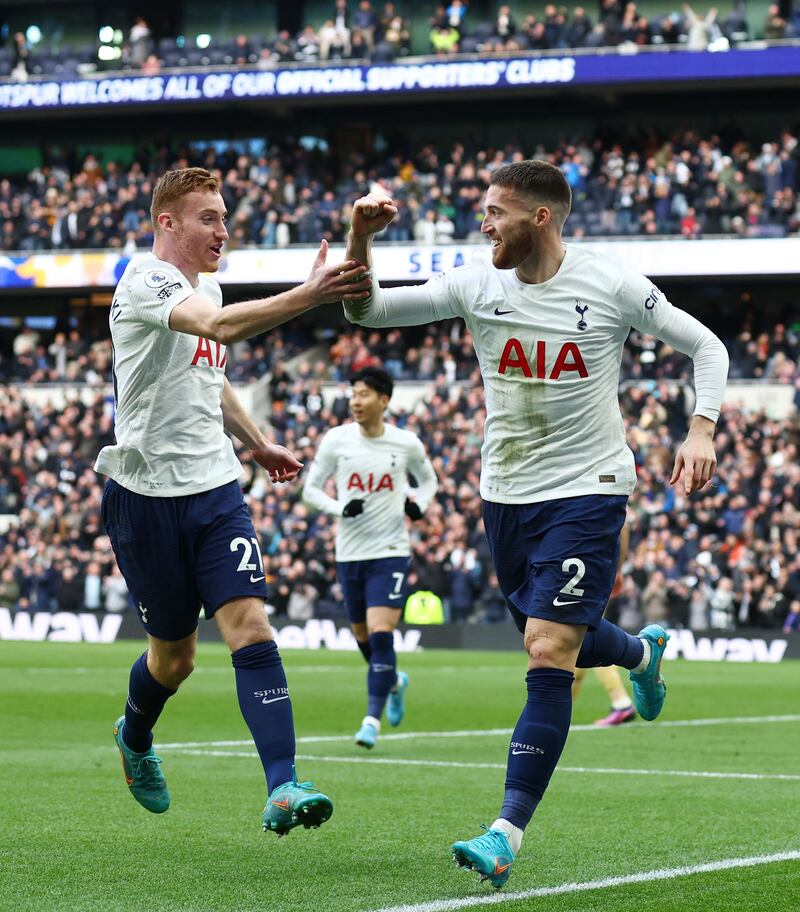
[472,22,496,41]
[372,41,397,62]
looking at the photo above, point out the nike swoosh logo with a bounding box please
[494,307,514,315]
[494,861,512,874]
[511,748,541,755]
[250,574,265,583]
[388,593,403,600]
[270,798,290,810]
[261,695,290,705]
[371,664,394,672]
[552,596,580,606]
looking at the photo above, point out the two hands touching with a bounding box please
[249,193,399,487]
[301,193,397,304]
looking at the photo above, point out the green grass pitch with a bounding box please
[2,640,799,912]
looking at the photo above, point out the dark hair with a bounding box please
[350,366,394,398]
[489,159,572,224]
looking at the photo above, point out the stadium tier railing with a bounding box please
[1,41,800,113]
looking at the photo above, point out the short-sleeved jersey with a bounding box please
[302,422,438,562]
[94,253,242,497]
[346,244,728,505]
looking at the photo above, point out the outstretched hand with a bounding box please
[351,193,398,236]
[252,443,303,483]
[305,239,373,304]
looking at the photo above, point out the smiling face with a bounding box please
[481,184,546,269]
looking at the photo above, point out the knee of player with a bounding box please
[156,653,195,688]
[524,632,570,667]
[367,620,395,635]
[225,619,274,653]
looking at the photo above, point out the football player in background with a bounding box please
[303,366,438,749]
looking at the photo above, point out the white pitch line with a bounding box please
[164,749,800,783]
[156,714,800,750]
[157,728,515,749]
[367,851,800,912]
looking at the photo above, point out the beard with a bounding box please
[491,232,533,270]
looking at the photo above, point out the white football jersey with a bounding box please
[302,421,438,561]
[95,252,242,496]
[345,245,728,505]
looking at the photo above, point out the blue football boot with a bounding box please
[354,716,379,749]
[452,825,516,889]
[630,624,670,721]
[113,716,170,814]
[262,765,333,836]
[386,671,409,727]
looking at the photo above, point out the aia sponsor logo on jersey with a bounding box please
[191,337,227,368]
[497,338,588,379]
[346,472,394,493]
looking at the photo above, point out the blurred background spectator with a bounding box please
[0,128,798,258]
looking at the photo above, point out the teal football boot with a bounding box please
[452,826,516,889]
[386,671,409,727]
[630,624,670,721]
[355,716,379,749]
[113,716,170,814]
[262,766,333,836]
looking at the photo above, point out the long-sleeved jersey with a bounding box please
[302,421,438,561]
[344,245,728,504]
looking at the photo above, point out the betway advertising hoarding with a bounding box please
[0,609,796,662]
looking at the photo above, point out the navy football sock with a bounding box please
[356,638,373,664]
[367,631,396,720]
[232,641,296,794]
[501,667,574,830]
[576,618,644,670]
[123,652,176,753]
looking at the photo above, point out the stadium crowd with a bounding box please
[1,321,318,386]
[1,127,799,258]
[6,298,796,386]
[3,0,798,80]
[2,334,799,630]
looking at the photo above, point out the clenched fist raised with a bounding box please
[351,194,398,236]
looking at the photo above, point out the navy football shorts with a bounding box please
[336,556,411,624]
[102,478,268,641]
[482,494,627,633]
